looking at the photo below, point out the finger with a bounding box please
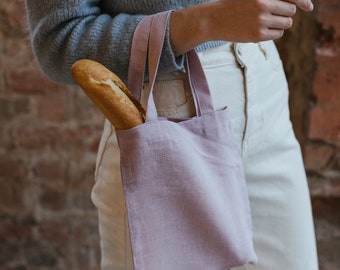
[268,0,297,17]
[262,14,294,30]
[259,28,285,41]
[288,0,314,11]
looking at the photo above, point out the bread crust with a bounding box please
[71,59,145,130]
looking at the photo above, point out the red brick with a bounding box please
[24,240,58,267]
[309,54,340,142]
[8,67,65,95]
[13,127,49,151]
[0,159,27,180]
[14,126,78,152]
[0,180,24,213]
[39,220,69,244]
[0,0,27,33]
[304,142,335,171]
[0,98,15,120]
[308,175,340,197]
[39,187,66,211]
[312,196,340,270]
[0,241,20,265]
[34,93,67,122]
[33,160,66,183]
[14,97,31,115]
[89,135,102,153]
[66,125,102,155]
[312,197,340,225]
[316,239,340,270]
[318,0,340,29]
[0,218,33,243]
[3,37,34,66]
[76,246,91,269]
[0,97,30,121]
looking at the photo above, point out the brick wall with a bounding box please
[1,0,339,269]
[276,0,340,269]
[305,0,340,268]
[278,0,340,270]
[1,1,102,269]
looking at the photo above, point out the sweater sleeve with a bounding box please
[24,0,184,84]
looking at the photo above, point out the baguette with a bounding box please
[71,59,145,130]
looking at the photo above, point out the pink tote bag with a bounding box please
[116,11,257,270]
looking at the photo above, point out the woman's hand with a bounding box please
[170,0,313,55]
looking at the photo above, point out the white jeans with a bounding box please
[91,41,319,270]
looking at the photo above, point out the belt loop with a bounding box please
[233,43,245,68]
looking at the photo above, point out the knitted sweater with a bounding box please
[25,0,224,84]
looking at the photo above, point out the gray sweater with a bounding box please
[25,0,224,83]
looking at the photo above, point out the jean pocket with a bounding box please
[143,76,196,119]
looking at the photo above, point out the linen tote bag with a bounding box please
[116,11,257,270]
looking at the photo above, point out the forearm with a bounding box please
[25,0,139,83]
[170,3,214,56]
[24,0,183,84]
[170,0,314,56]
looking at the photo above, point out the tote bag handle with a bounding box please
[127,11,214,120]
[127,15,153,101]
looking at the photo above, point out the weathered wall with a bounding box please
[1,0,339,269]
[276,0,340,269]
[1,1,102,269]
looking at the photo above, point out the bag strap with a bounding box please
[185,50,214,116]
[128,11,214,121]
[142,11,167,121]
[127,15,154,100]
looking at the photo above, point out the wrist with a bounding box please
[169,3,214,56]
